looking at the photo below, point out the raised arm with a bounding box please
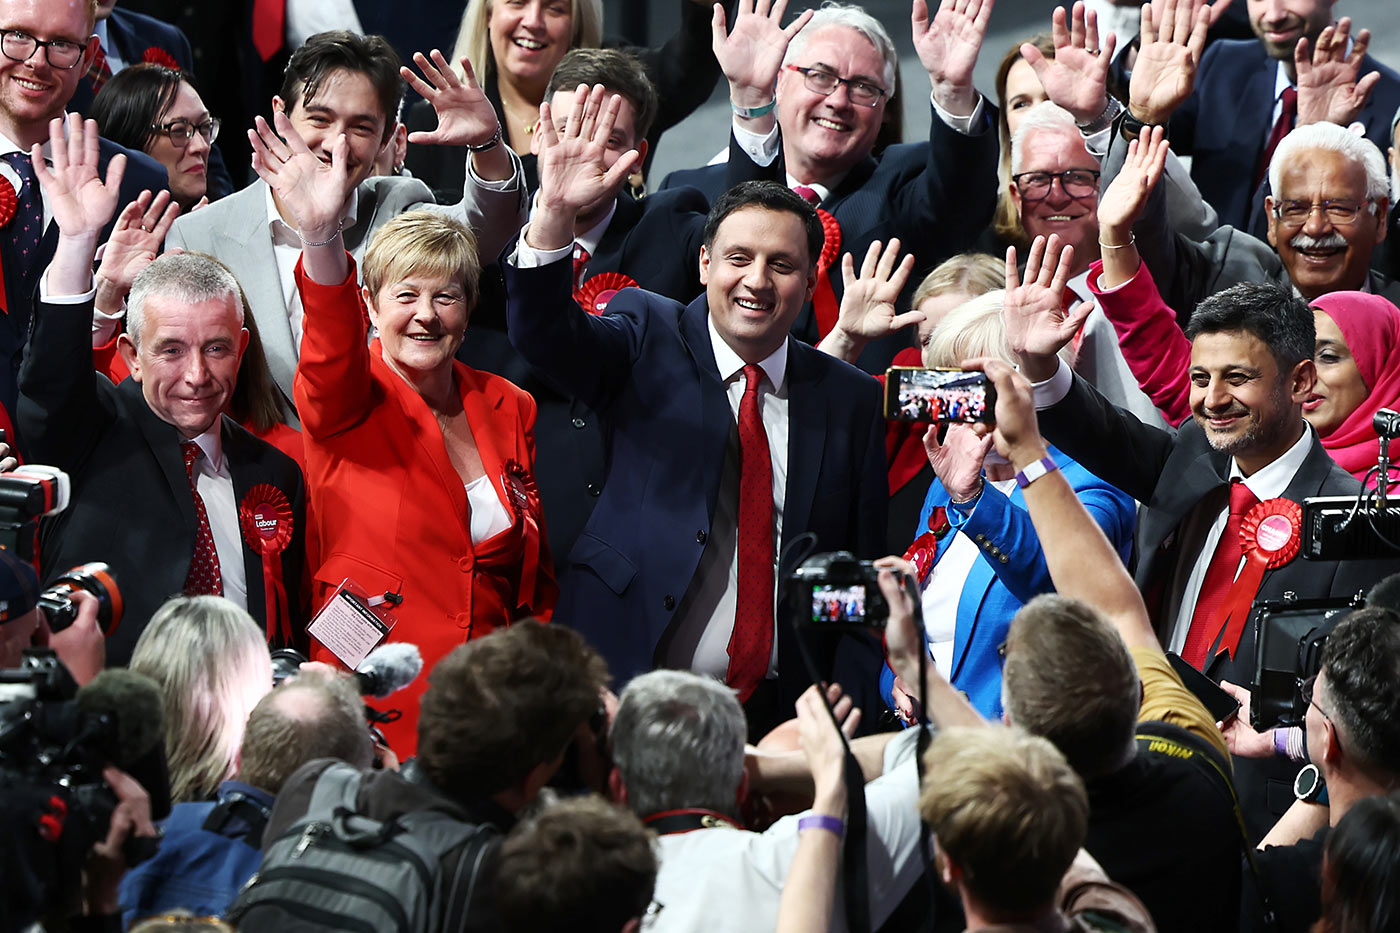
[1001,234,1091,383]
[912,0,991,118]
[1294,18,1383,129]
[1022,2,1117,128]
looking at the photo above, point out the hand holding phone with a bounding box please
[884,367,996,424]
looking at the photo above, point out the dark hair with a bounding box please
[496,795,657,933]
[237,672,371,794]
[546,49,659,142]
[1184,281,1315,372]
[89,64,187,155]
[417,621,610,801]
[1319,791,1400,932]
[1365,573,1400,614]
[1320,608,1400,777]
[702,181,824,267]
[280,30,404,142]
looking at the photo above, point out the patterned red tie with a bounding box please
[1256,85,1297,190]
[1182,481,1258,667]
[727,364,775,703]
[181,442,224,596]
[571,243,591,306]
[86,45,113,93]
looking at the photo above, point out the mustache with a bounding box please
[1289,231,1348,250]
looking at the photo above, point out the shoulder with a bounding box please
[222,416,302,476]
[111,6,184,38]
[1199,38,1267,74]
[173,181,264,232]
[460,365,536,416]
[1361,52,1400,88]
[638,185,711,216]
[660,163,723,191]
[100,136,167,186]
[360,174,436,212]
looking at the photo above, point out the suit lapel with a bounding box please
[680,297,733,524]
[1239,56,1278,162]
[460,368,513,526]
[230,185,298,406]
[781,342,827,564]
[120,379,197,528]
[107,11,138,63]
[588,196,644,275]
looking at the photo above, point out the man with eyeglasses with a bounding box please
[661,0,998,375]
[0,0,168,423]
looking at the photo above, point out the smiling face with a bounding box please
[1010,125,1100,274]
[1304,309,1368,436]
[1267,147,1388,301]
[148,80,212,209]
[700,206,816,364]
[1188,329,1312,474]
[0,0,96,147]
[365,272,470,384]
[274,67,387,192]
[122,292,249,439]
[1003,58,1048,140]
[489,0,572,90]
[1247,0,1334,60]
[775,26,888,187]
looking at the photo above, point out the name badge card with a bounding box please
[307,577,396,670]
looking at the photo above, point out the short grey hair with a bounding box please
[1009,102,1089,175]
[128,252,243,350]
[238,671,373,794]
[783,2,898,100]
[1269,122,1390,204]
[610,670,747,819]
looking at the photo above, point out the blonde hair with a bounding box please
[919,725,1088,915]
[923,288,1077,369]
[912,253,1004,311]
[129,596,272,803]
[451,0,605,86]
[363,210,482,311]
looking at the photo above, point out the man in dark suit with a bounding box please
[506,86,887,737]
[1167,2,1400,232]
[660,0,999,374]
[16,118,306,666]
[1007,235,1392,836]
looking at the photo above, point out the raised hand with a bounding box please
[924,422,995,502]
[249,110,353,242]
[1023,3,1115,125]
[1098,125,1170,234]
[31,114,126,240]
[838,239,919,334]
[913,0,993,116]
[1129,0,1213,125]
[1295,19,1382,127]
[403,50,502,148]
[713,0,813,113]
[95,190,181,313]
[1002,234,1087,379]
[795,681,859,807]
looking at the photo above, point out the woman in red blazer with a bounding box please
[253,112,556,754]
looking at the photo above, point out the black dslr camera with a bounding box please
[788,551,889,629]
[1250,598,1354,731]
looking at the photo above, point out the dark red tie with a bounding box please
[181,442,224,596]
[727,364,775,703]
[571,243,590,306]
[1256,85,1297,190]
[1182,481,1258,667]
[86,45,112,93]
[252,0,286,61]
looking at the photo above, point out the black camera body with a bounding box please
[1250,598,1355,731]
[788,551,888,629]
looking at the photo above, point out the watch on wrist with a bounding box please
[1293,762,1325,802]
[1076,96,1123,135]
[467,124,503,153]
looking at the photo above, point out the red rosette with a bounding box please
[142,47,181,70]
[901,506,951,587]
[575,272,638,315]
[816,208,840,270]
[502,460,545,606]
[811,208,842,338]
[239,484,294,644]
[1210,497,1302,662]
[0,176,16,229]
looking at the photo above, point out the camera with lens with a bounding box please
[1250,597,1354,731]
[38,561,123,635]
[788,551,888,629]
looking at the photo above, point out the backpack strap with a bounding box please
[305,761,367,822]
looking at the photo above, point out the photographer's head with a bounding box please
[1307,608,1400,800]
[417,620,609,812]
[0,545,41,667]
[1001,594,1141,779]
[609,670,747,820]
[237,670,372,795]
[919,725,1088,922]
[496,795,657,933]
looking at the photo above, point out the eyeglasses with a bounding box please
[151,118,221,147]
[1300,673,1345,753]
[784,65,886,107]
[1271,198,1372,226]
[0,28,87,70]
[1011,169,1101,201]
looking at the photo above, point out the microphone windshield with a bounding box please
[75,669,165,768]
[355,642,423,698]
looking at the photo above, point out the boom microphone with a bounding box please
[354,643,423,698]
[75,669,164,767]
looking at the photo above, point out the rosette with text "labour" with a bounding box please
[1209,498,1301,661]
[239,485,295,644]
[575,272,638,315]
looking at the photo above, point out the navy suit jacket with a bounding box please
[1172,38,1400,231]
[504,255,889,719]
[660,107,999,373]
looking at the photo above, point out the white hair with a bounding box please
[1009,102,1091,175]
[783,2,898,99]
[1268,122,1390,204]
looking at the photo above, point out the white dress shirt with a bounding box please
[266,184,359,349]
[186,425,248,612]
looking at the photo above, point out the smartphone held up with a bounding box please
[884,367,995,424]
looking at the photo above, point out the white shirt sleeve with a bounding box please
[511,228,574,268]
[930,93,987,136]
[731,119,780,167]
[1032,357,1075,409]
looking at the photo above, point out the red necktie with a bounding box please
[181,442,224,596]
[86,45,112,93]
[252,0,286,61]
[1256,85,1297,190]
[571,243,590,306]
[1182,481,1258,667]
[727,364,775,703]
[792,186,842,340]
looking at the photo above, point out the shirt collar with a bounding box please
[94,19,112,55]
[784,173,832,205]
[188,422,226,473]
[706,313,788,393]
[1229,420,1313,501]
[0,130,55,163]
[264,180,359,236]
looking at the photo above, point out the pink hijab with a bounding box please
[1311,291,1400,482]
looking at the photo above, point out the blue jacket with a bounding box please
[883,447,1136,719]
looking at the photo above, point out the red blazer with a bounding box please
[294,259,556,755]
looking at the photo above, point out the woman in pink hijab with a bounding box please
[1308,291,1400,484]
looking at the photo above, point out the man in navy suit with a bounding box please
[660,0,999,376]
[506,86,887,738]
[1166,0,1400,232]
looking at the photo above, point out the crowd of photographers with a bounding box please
[6,0,1400,929]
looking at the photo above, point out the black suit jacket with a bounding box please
[1039,373,1392,835]
[16,295,307,666]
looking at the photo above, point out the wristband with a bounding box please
[467,124,503,152]
[731,98,777,119]
[1272,728,1288,759]
[797,814,845,836]
[1014,455,1058,489]
[1285,726,1307,762]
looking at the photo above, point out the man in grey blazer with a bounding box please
[167,31,527,422]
